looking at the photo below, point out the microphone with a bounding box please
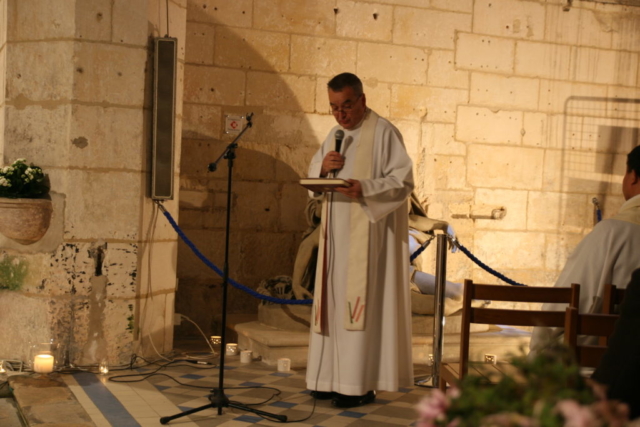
[334,129,345,154]
[330,130,345,177]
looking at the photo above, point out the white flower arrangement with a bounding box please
[0,158,49,198]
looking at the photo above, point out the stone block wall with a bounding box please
[0,0,187,367]
[0,0,5,163]
[178,0,640,333]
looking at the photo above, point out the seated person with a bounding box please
[530,145,640,354]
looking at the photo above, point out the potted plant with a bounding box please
[416,345,637,426]
[0,158,52,244]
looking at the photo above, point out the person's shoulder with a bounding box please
[374,113,402,138]
[586,218,640,242]
[600,218,640,232]
[376,114,397,130]
[589,219,622,234]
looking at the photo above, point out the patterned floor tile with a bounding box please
[64,341,434,427]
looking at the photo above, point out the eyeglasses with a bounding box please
[330,94,362,114]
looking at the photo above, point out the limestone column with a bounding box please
[0,0,6,161]
[0,0,186,366]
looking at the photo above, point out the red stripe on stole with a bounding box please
[352,296,361,321]
[355,304,365,323]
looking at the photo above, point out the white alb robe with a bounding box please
[305,111,414,395]
[530,194,640,352]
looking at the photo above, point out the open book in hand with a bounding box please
[299,178,351,193]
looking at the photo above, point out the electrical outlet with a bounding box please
[484,354,497,364]
[428,354,434,366]
[173,313,182,326]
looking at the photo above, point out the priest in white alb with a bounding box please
[304,72,414,408]
[530,145,640,353]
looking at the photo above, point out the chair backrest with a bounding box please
[602,284,626,315]
[459,280,581,376]
[564,306,619,368]
[599,284,626,345]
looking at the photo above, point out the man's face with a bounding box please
[328,86,366,130]
[622,168,637,200]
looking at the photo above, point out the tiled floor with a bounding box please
[62,341,433,427]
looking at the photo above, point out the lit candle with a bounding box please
[34,354,54,373]
[99,359,109,375]
[225,343,238,356]
[277,358,291,372]
[210,336,222,354]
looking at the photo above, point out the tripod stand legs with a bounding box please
[159,388,287,424]
[160,402,216,424]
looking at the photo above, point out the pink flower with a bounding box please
[416,389,450,427]
[447,387,461,399]
[555,399,598,427]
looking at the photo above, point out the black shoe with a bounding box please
[331,391,376,408]
[310,390,334,400]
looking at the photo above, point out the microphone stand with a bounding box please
[160,113,287,424]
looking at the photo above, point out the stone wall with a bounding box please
[0,0,5,163]
[0,0,187,367]
[177,0,640,334]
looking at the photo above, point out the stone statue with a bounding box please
[258,193,463,317]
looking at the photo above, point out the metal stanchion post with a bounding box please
[432,234,448,388]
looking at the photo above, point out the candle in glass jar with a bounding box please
[34,354,54,373]
[99,359,109,375]
[225,343,238,356]
[210,336,222,354]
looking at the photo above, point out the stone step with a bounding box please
[8,374,95,427]
[0,397,25,427]
[235,321,531,368]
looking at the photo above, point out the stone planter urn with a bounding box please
[0,197,53,244]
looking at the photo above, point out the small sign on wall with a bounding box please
[225,115,246,134]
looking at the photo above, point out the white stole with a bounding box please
[313,110,379,333]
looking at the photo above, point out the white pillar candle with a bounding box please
[34,354,54,373]
[240,350,252,364]
[277,358,291,372]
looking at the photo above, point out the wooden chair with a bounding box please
[438,280,581,392]
[599,284,625,345]
[602,284,626,315]
[564,306,619,368]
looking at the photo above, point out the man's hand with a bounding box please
[321,151,344,177]
[335,179,362,199]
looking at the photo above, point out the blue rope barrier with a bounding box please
[410,242,429,263]
[159,206,313,305]
[453,239,527,287]
[161,200,525,304]
[592,197,602,223]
